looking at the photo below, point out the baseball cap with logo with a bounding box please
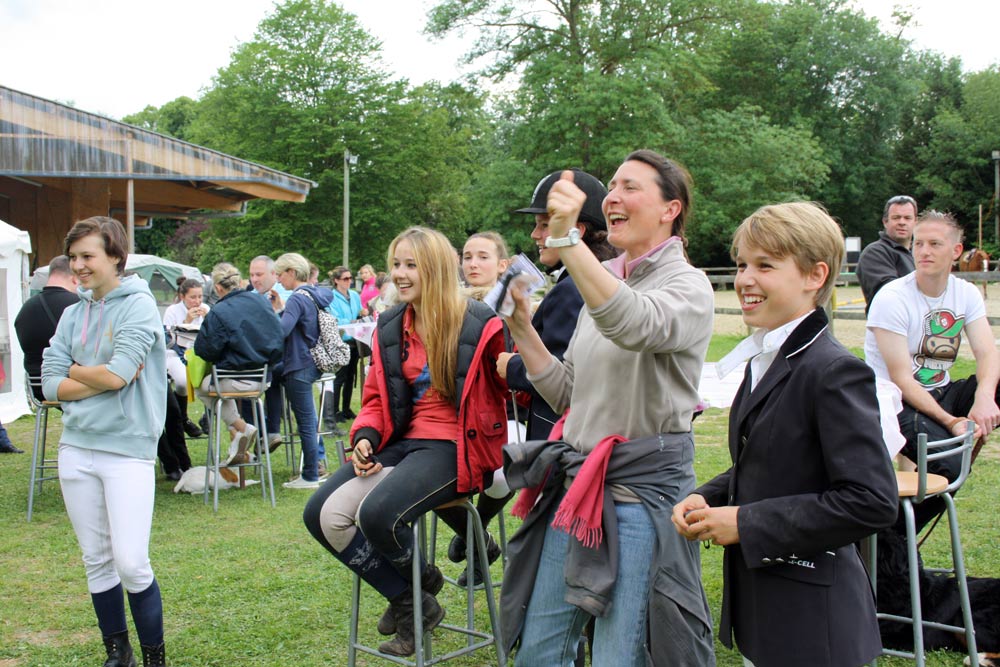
[516,169,608,231]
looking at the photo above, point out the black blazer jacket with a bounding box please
[697,308,898,667]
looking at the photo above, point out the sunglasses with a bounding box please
[339,275,353,281]
[886,195,917,207]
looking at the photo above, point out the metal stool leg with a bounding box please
[257,397,276,507]
[347,570,362,667]
[280,384,299,474]
[27,404,48,522]
[468,506,505,666]
[944,493,977,663]
[902,500,925,667]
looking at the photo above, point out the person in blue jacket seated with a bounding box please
[193,262,284,466]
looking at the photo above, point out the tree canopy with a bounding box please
[133,0,1000,271]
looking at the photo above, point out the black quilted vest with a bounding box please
[375,299,496,448]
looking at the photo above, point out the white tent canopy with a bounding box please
[0,219,32,423]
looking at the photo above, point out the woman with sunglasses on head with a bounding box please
[269,253,334,488]
[502,151,716,666]
[303,226,508,658]
[324,266,364,433]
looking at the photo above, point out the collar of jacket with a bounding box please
[877,231,912,253]
[779,307,829,360]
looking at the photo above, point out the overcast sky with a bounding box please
[1,0,997,121]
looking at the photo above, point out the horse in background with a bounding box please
[958,248,990,297]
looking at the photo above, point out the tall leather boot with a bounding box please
[140,642,166,667]
[176,392,203,438]
[101,630,137,667]
[322,390,338,431]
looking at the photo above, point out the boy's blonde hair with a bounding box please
[731,201,844,307]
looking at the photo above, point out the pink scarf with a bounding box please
[511,412,624,549]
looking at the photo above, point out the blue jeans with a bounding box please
[515,502,655,667]
[284,365,321,481]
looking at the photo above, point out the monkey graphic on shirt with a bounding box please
[913,309,964,387]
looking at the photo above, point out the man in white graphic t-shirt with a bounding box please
[865,210,1000,531]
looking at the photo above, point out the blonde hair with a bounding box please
[388,227,466,403]
[915,210,963,243]
[274,253,311,282]
[211,262,242,294]
[731,201,844,307]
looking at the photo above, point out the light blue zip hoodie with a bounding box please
[42,275,167,460]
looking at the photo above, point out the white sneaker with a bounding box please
[282,476,320,490]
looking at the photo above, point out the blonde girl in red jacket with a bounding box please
[303,226,508,658]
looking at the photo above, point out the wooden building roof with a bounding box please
[0,85,315,215]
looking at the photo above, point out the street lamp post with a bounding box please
[343,149,359,268]
[993,150,1000,246]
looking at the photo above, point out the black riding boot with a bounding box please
[102,630,136,667]
[140,642,166,667]
[176,392,203,438]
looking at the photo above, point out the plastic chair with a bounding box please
[867,423,978,666]
[201,365,274,512]
[25,375,60,522]
[347,498,506,667]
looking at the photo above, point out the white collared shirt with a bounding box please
[717,312,812,392]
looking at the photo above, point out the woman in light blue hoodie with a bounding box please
[42,217,168,667]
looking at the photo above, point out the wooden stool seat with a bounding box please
[203,390,261,399]
[895,471,949,497]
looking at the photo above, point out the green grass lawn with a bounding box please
[1,357,996,666]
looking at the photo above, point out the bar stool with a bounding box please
[201,365,274,512]
[25,375,60,522]
[867,424,978,667]
[347,498,506,667]
[282,372,351,473]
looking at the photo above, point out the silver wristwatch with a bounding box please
[544,227,581,248]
